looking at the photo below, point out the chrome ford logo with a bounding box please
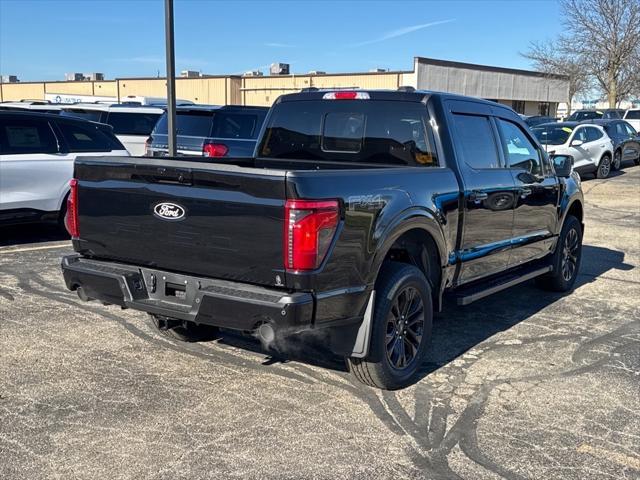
[153,202,185,221]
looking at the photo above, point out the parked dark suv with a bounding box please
[146,105,269,159]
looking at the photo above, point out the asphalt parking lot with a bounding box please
[1,167,639,480]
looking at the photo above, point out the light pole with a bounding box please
[164,0,177,156]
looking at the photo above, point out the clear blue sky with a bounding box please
[0,0,563,81]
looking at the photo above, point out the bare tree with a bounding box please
[522,41,591,115]
[560,0,640,107]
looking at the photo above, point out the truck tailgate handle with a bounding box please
[469,191,488,201]
[132,166,193,185]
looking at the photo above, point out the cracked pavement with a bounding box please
[0,166,639,480]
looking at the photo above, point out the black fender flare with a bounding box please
[367,207,448,289]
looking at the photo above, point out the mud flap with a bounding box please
[350,291,375,358]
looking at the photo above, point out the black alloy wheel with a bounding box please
[561,227,580,282]
[386,286,425,370]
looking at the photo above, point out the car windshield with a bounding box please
[532,125,572,145]
[625,110,640,119]
[566,111,602,121]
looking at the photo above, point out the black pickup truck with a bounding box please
[61,90,584,389]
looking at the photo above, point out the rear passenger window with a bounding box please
[56,122,116,152]
[0,118,58,155]
[106,112,161,136]
[211,113,257,139]
[585,127,603,142]
[496,119,542,175]
[452,114,500,169]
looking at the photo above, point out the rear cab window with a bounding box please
[259,100,438,166]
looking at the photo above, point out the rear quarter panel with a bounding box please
[285,167,460,293]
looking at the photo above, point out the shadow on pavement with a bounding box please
[0,223,69,248]
[213,244,634,378]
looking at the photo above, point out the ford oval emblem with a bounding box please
[153,202,186,221]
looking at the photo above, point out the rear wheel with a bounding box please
[536,215,582,292]
[347,262,433,390]
[612,150,622,171]
[150,314,219,342]
[596,154,611,179]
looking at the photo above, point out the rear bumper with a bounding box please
[61,255,371,355]
[61,255,315,334]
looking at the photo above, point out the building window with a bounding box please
[512,100,525,114]
[538,102,550,116]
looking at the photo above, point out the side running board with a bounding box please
[452,265,552,306]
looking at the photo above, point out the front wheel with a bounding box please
[536,215,582,292]
[347,262,433,390]
[596,154,611,179]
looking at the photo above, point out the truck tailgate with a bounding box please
[73,157,287,287]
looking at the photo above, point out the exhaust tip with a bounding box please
[258,323,276,345]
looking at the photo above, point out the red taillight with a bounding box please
[284,199,340,271]
[65,179,79,238]
[203,142,229,157]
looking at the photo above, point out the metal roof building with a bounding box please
[0,56,569,116]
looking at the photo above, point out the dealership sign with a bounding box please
[45,93,117,104]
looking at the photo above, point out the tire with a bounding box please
[536,215,582,292]
[596,154,612,179]
[612,150,622,171]
[150,314,219,342]
[347,262,433,390]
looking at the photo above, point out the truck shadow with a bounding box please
[0,223,69,247]
[215,244,633,378]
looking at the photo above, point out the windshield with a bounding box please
[532,125,572,146]
[625,110,640,119]
[259,100,438,166]
[566,111,602,121]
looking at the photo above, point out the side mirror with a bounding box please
[553,155,574,178]
[570,139,583,147]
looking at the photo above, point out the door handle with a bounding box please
[469,191,488,201]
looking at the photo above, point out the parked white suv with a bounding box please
[0,111,129,225]
[59,104,163,156]
[623,109,640,132]
[532,122,614,178]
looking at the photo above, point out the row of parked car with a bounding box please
[521,108,640,179]
[1,96,639,228]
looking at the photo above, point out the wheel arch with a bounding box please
[370,213,448,311]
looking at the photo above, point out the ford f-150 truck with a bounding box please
[61,90,584,390]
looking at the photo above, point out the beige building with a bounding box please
[0,56,569,115]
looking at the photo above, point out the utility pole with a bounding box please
[164,0,177,156]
